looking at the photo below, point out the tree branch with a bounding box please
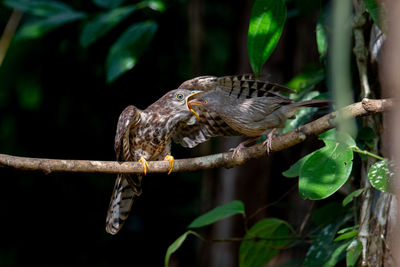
[0,98,394,175]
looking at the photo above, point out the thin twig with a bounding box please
[0,10,23,67]
[0,98,394,175]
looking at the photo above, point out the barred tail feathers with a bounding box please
[105,174,142,235]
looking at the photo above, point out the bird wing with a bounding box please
[106,105,142,235]
[114,105,141,161]
[173,108,239,148]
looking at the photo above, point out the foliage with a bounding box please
[1,0,389,265]
[3,0,164,82]
[164,0,388,265]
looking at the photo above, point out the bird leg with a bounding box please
[262,128,278,154]
[230,136,261,158]
[138,156,149,175]
[164,154,175,175]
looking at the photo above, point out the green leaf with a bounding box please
[93,0,125,9]
[364,0,380,28]
[323,240,352,267]
[286,66,325,93]
[303,218,351,267]
[164,230,199,267]
[368,160,392,192]
[319,129,356,147]
[145,0,166,12]
[334,230,358,242]
[188,200,245,228]
[106,21,157,83]
[3,0,77,16]
[248,0,286,74]
[16,12,86,40]
[239,218,292,267]
[282,150,318,178]
[316,5,329,60]
[346,238,362,267]
[299,141,353,200]
[342,188,364,206]
[80,5,138,47]
[337,225,359,234]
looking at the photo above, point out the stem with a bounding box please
[351,146,385,161]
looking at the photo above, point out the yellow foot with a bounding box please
[164,155,175,175]
[138,156,149,175]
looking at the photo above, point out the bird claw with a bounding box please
[230,144,245,158]
[138,156,149,175]
[164,155,175,175]
[262,129,277,154]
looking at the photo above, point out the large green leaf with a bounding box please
[164,230,199,267]
[248,0,286,74]
[282,149,319,178]
[299,142,353,200]
[80,5,138,47]
[3,0,77,16]
[299,130,354,200]
[16,12,86,40]
[319,129,356,147]
[368,160,392,192]
[188,200,245,228]
[239,218,292,267]
[106,21,157,83]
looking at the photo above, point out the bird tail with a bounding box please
[294,99,331,108]
[105,174,143,235]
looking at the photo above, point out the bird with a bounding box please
[182,75,330,156]
[106,88,238,234]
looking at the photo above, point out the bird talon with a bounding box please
[164,155,175,175]
[262,129,278,154]
[138,156,149,175]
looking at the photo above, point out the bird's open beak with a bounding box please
[186,90,203,120]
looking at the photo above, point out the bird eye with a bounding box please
[176,93,184,101]
[203,99,208,105]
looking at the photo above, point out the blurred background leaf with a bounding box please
[106,20,157,83]
[248,0,286,74]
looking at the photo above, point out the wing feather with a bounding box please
[173,108,239,148]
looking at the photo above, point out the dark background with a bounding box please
[0,0,325,266]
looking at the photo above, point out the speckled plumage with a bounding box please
[106,88,238,235]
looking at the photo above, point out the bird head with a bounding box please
[187,90,221,117]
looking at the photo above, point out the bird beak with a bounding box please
[186,90,203,120]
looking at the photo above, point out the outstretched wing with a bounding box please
[106,105,142,235]
[173,108,239,148]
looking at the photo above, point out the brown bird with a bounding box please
[106,88,238,234]
[183,75,329,156]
